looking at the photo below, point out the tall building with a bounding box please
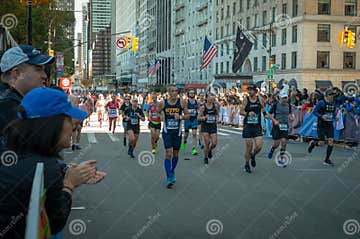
[91,0,111,34]
[82,1,90,80]
[92,26,111,77]
[215,0,360,90]
[156,0,172,85]
[54,0,75,40]
[173,0,214,87]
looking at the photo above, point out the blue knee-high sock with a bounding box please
[171,158,178,173]
[164,159,172,178]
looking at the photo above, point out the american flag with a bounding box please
[200,36,218,71]
[147,60,161,75]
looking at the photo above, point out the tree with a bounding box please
[0,0,75,76]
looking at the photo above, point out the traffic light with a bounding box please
[49,49,54,56]
[269,55,275,68]
[132,37,139,51]
[343,30,349,44]
[125,36,132,50]
[347,31,356,48]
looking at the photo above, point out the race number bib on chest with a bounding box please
[247,114,258,124]
[130,117,138,125]
[189,109,197,117]
[325,112,334,121]
[167,119,179,129]
[279,123,288,131]
[206,115,216,124]
[109,109,117,118]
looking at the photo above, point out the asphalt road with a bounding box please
[61,117,360,239]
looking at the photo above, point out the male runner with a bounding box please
[197,92,206,149]
[307,89,337,166]
[267,92,293,167]
[198,93,219,164]
[124,99,145,158]
[240,84,267,173]
[96,94,106,128]
[106,95,119,134]
[120,95,132,146]
[146,92,162,154]
[181,89,199,155]
[157,85,189,188]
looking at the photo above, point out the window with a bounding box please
[221,8,224,19]
[233,2,236,15]
[282,3,287,14]
[240,0,243,12]
[262,33,267,47]
[221,26,224,38]
[226,61,230,73]
[291,52,297,68]
[233,22,236,34]
[281,53,286,69]
[282,29,287,45]
[344,52,356,69]
[227,5,230,17]
[216,28,219,39]
[317,24,330,42]
[226,44,230,55]
[345,0,357,16]
[255,0,258,7]
[221,44,224,56]
[271,33,276,47]
[254,57,258,71]
[254,35,258,50]
[262,56,267,71]
[272,7,276,22]
[216,63,219,74]
[318,0,331,15]
[220,62,224,73]
[262,11,267,26]
[292,25,297,43]
[247,0,250,10]
[317,51,330,68]
[254,14,259,27]
[293,0,298,16]
[226,24,229,36]
[246,17,250,29]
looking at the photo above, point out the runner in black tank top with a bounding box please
[197,92,206,149]
[198,93,219,165]
[157,85,190,189]
[240,84,267,173]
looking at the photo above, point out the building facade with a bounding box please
[91,0,111,34]
[214,0,360,90]
[92,26,111,78]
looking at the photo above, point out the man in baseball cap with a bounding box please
[0,45,54,135]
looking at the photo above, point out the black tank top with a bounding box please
[244,96,262,125]
[203,103,217,125]
[163,98,182,133]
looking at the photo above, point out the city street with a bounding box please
[62,116,360,239]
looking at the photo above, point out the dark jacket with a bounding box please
[0,145,72,238]
[0,83,23,136]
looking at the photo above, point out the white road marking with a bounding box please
[107,133,120,142]
[87,133,98,144]
[218,128,243,135]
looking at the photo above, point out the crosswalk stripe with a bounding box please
[218,132,230,136]
[218,128,243,135]
[107,133,120,142]
[87,133,98,144]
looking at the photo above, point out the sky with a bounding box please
[74,0,86,63]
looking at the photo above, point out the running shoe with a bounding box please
[75,145,82,150]
[204,158,209,164]
[154,142,158,149]
[323,159,334,166]
[244,163,251,173]
[250,153,256,167]
[307,140,315,154]
[71,144,75,151]
[208,149,213,159]
[268,148,274,159]
[152,148,156,154]
[166,178,174,189]
[169,173,176,184]
[192,148,198,155]
[123,137,126,146]
[181,142,186,150]
[277,160,287,168]
[109,127,111,131]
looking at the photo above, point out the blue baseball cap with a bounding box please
[18,87,87,120]
[0,45,54,72]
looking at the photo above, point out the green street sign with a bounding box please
[267,69,273,79]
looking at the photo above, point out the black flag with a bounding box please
[232,27,253,73]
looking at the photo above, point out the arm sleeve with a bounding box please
[44,159,72,234]
[312,101,324,118]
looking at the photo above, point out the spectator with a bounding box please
[0,45,54,136]
[0,87,106,238]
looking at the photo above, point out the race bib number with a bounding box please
[130,117,139,125]
[189,109,197,117]
[206,115,216,124]
[151,111,157,117]
[325,113,333,122]
[167,119,179,130]
[109,109,117,118]
[247,114,258,124]
[279,123,288,131]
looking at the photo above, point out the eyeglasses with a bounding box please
[125,98,130,100]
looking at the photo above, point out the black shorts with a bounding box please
[149,121,161,130]
[317,123,334,140]
[127,125,140,135]
[201,124,217,134]
[162,131,182,150]
[271,125,288,140]
[242,124,263,138]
